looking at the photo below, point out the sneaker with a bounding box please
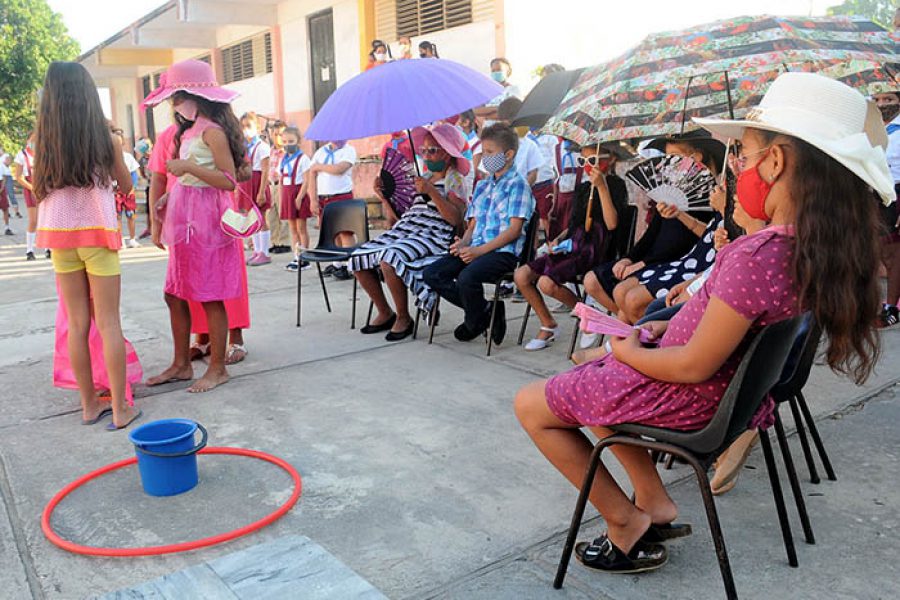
[126,238,141,248]
[45,249,51,259]
[284,260,299,272]
[299,260,312,271]
[14,212,22,219]
[579,331,600,349]
[247,254,272,267]
[26,251,35,261]
[270,245,291,254]
[332,266,352,280]
[4,227,12,236]
[246,252,260,266]
[498,282,515,298]
[322,265,337,276]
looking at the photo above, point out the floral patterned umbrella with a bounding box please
[544,15,900,146]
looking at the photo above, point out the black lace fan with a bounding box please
[625,154,716,211]
[379,148,417,217]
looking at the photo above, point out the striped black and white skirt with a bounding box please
[349,202,455,314]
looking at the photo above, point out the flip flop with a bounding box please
[105,409,143,432]
[575,533,667,574]
[189,342,211,361]
[225,344,248,365]
[81,407,113,426]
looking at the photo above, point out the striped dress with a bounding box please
[349,169,467,314]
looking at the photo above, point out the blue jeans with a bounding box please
[423,251,518,331]
[4,176,17,208]
[636,297,684,325]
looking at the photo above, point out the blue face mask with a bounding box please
[481,152,507,174]
[490,71,507,83]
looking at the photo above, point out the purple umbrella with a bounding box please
[304,59,503,141]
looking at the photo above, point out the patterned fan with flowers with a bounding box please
[379,148,417,217]
[625,154,716,211]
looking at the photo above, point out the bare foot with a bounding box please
[111,406,141,429]
[81,396,108,422]
[571,346,608,366]
[146,364,193,386]
[188,368,229,393]
[635,495,679,526]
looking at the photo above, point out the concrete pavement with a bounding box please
[0,221,898,599]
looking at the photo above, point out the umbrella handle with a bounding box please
[406,128,423,177]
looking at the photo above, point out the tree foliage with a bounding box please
[827,0,897,29]
[0,0,79,155]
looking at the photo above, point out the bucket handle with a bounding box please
[134,424,208,458]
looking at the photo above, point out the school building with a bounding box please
[77,0,595,155]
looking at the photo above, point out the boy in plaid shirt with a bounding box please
[424,124,535,344]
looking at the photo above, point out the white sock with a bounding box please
[251,232,260,254]
[261,230,271,256]
[26,232,35,253]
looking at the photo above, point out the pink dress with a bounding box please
[162,118,245,303]
[545,228,799,432]
[149,125,250,331]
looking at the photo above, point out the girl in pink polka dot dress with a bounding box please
[515,73,893,574]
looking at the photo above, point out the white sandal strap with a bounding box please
[539,326,558,333]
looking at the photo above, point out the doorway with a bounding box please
[308,8,337,117]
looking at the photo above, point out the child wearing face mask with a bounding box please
[366,40,391,70]
[397,36,412,60]
[423,124,535,345]
[279,127,313,272]
[238,112,272,267]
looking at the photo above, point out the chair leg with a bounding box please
[553,442,608,590]
[566,288,586,361]
[316,263,332,312]
[684,452,739,600]
[796,391,836,481]
[413,308,421,339]
[517,303,531,346]
[759,428,799,567]
[787,394,820,484]
[486,284,502,357]
[664,453,676,470]
[428,298,439,344]
[350,277,358,329]
[366,301,374,329]
[296,259,302,327]
[774,411,815,544]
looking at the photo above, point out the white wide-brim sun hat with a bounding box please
[694,72,896,206]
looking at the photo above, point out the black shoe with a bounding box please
[4,227,13,236]
[299,260,311,270]
[498,282,515,298]
[878,304,899,328]
[361,313,396,334]
[490,300,506,346]
[385,320,414,342]
[26,251,35,261]
[332,266,352,281]
[45,249,51,259]
[322,265,337,276]
[15,212,22,219]
[271,245,291,254]
[454,322,483,342]
[575,534,668,574]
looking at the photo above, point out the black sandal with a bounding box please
[642,522,693,543]
[575,534,667,574]
[361,313,396,334]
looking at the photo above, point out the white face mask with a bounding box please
[374,52,386,62]
[243,127,257,140]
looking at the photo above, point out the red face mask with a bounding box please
[735,152,773,221]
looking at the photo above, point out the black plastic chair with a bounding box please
[296,199,369,328]
[553,316,804,600]
[422,213,539,355]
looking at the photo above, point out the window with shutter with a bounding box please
[395,0,472,37]
[220,32,273,84]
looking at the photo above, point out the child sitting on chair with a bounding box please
[423,123,535,346]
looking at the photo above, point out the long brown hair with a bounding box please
[172,92,247,181]
[761,130,881,384]
[33,62,115,200]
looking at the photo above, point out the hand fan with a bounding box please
[572,303,655,343]
[379,148,417,217]
[625,154,716,212]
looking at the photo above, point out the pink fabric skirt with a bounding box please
[163,183,244,302]
[53,287,143,404]
[189,240,251,333]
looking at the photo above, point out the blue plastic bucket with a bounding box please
[128,419,208,497]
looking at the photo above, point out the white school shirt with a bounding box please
[486,83,522,107]
[528,133,558,184]
[513,135,546,181]
[247,138,271,172]
[14,149,32,177]
[556,143,580,193]
[312,144,357,195]
[0,154,10,178]
[282,152,312,186]
[123,151,140,174]
[886,114,900,183]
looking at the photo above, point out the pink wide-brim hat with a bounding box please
[140,59,239,109]
[411,123,470,176]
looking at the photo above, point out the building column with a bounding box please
[494,0,506,57]
[357,0,375,70]
[270,25,286,119]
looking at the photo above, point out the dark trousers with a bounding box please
[423,251,518,331]
[637,298,684,325]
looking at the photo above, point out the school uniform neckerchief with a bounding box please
[246,137,262,169]
[281,150,303,185]
[322,145,338,165]
[887,123,900,135]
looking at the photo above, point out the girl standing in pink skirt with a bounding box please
[142,59,247,393]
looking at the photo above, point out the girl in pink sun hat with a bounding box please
[143,59,248,393]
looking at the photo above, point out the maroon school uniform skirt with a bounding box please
[24,176,35,208]
[236,170,272,212]
[319,191,353,210]
[281,184,312,220]
[550,190,575,240]
[532,179,555,219]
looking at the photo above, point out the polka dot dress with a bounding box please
[545,228,799,431]
[636,216,722,299]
